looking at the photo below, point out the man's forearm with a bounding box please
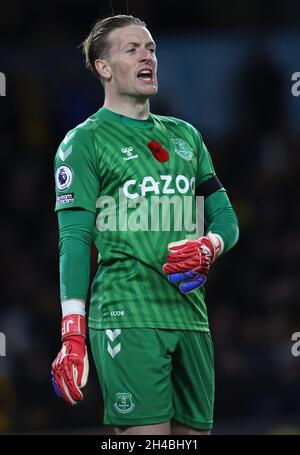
[204,189,239,254]
[58,209,95,302]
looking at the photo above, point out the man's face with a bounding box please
[104,25,158,99]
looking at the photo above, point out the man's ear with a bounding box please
[95,59,112,81]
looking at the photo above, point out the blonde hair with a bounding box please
[81,14,146,80]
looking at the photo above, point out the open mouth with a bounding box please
[137,68,153,82]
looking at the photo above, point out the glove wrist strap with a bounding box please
[61,314,86,342]
[206,232,223,261]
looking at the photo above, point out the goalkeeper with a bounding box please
[51,15,239,435]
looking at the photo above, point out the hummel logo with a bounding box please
[58,131,77,161]
[121,147,138,161]
[63,130,77,145]
[59,145,73,162]
[106,329,121,342]
[121,146,133,156]
[106,330,122,359]
[107,342,121,358]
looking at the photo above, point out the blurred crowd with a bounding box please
[1,0,300,434]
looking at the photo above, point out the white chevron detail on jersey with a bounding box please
[77,118,97,128]
[106,329,121,342]
[63,130,77,145]
[59,145,73,162]
[107,342,121,358]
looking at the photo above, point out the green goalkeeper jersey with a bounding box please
[54,107,217,331]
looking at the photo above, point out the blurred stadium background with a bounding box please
[1,0,300,435]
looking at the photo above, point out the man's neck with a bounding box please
[103,96,150,120]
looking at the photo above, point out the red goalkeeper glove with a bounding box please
[51,314,89,405]
[163,232,223,293]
